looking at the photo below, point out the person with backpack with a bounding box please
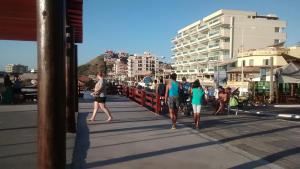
[157,78,166,113]
[157,78,166,97]
[191,80,205,129]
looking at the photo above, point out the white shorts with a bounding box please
[192,105,202,113]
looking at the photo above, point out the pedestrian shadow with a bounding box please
[85,124,299,168]
[229,147,300,169]
[89,123,175,135]
[70,112,90,169]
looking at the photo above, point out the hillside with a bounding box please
[78,54,110,75]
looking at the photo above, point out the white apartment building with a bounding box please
[127,52,159,80]
[171,9,286,85]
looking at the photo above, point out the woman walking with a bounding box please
[191,80,205,129]
[165,73,180,129]
[87,71,113,122]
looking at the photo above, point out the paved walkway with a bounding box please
[0,104,75,169]
[71,96,288,169]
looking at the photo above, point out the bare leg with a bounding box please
[215,102,224,115]
[88,101,99,121]
[99,103,113,121]
[196,113,200,128]
[193,112,197,125]
[169,109,176,129]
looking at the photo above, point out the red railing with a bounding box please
[121,86,161,114]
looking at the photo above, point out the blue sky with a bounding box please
[1,0,300,70]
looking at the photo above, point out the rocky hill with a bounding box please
[78,54,110,76]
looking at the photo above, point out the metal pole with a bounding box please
[66,26,76,133]
[37,0,66,168]
[269,57,274,103]
[241,29,244,82]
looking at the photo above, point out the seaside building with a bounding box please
[5,64,28,74]
[171,9,286,86]
[127,52,159,81]
[113,58,128,81]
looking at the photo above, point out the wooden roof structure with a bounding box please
[0,0,83,43]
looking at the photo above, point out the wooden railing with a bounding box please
[121,86,162,114]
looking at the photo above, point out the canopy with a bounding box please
[0,0,83,43]
[276,62,300,83]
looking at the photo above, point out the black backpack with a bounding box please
[157,83,166,96]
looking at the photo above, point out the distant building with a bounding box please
[228,46,288,82]
[5,64,28,74]
[112,58,128,81]
[171,9,286,85]
[156,62,173,79]
[127,52,159,80]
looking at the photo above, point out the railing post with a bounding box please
[132,87,135,101]
[126,86,129,97]
[141,90,145,106]
[156,93,161,114]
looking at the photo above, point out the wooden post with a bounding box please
[74,45,79,112]
[141,90,145,106]
[156,93,161,114]
[37,0,66,168]
[66,26,76,133]
[127,86,129,97]
[133,88,136,101]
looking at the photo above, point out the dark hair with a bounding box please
[160,78,163,83]
[154,80,157,83]
[182,77,186,81]
[193,80,200,88]
[170,73,177,80]
[97,71,105,77]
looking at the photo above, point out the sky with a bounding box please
[1,0,300,70]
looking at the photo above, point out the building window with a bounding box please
[249,59,254,66]
[275,27,280,32]
[242,60,246,67]
[263,59,269,66]
[224,38,230,42]
[274,39,280,44]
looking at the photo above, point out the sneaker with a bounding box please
[171,124,176,130]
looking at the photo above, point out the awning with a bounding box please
[218,59,237,67]
[0,0,83,43]
[278,75,300,83]
[252,75,275,82]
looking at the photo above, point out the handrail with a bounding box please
[120,85,161,114]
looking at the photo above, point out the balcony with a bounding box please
[220,29,230,37]
[198,47,207,53]
[198,25,208,32]
[208,43,219,49]
[208,30,220,39]
[198,35,208,42]
[219,42,230,49]
[189,69,197,73]
[208,19,221,28]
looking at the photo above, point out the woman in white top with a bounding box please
[87,71,113,122]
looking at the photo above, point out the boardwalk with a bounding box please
[71,96,290,169]
[1,95,299,169]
